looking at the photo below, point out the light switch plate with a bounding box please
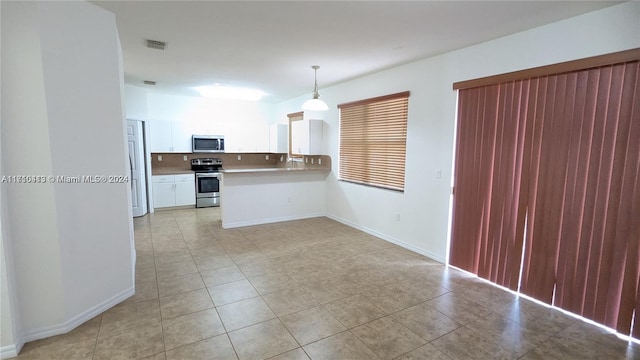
[183,155,188,161]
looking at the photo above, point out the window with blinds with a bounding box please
[338,91,409,192]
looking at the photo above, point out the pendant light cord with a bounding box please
[312,66,320,99]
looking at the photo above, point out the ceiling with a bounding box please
[92,1,621,103]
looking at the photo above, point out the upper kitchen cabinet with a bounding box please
[148,120,192,152]
[171,121,193,152]
[224,123,270,153]
[291,119,323,155]
[269,124,288,153]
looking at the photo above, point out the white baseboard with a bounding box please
[222,212,325,229]
[0,343,20,359]
[19,286,134,344]
[326,214,446,264]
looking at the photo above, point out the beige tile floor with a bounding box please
[15,207,640,359]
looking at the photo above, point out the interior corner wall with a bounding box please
[0,0,135,348]
[0,0,66,337]
[0,52,22,356]
[37,0,135,328]
[0,196,21,358]
[0,2,18,359]
[275,1,640,263]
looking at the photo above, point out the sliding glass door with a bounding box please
[450,52,640,338]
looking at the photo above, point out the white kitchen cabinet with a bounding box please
[225,123,269,153]
[269,124,288,153]
[174,174,196,206]
[148,121,173,152]
[152,182,175,208]
[148,120,192,153]
[152,174,195,208]
[223,124,242,152]
[170,122,193,152]
[291,119,323,155]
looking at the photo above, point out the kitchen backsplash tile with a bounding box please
[151,153,331,175]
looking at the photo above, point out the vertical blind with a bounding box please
[449,81,529,291]
[450,55,639,338]
[338,91,410,192]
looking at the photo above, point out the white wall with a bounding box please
[124,84,149,120]
[0,240,15,355]
[1,0,66,340]
[0,81,20,356]
[275,1,640,263]
[0,192,20,358]
[0,0,135,352]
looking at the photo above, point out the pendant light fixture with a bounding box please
[301,65,329,111]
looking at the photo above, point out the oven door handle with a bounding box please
[196,173,220,178]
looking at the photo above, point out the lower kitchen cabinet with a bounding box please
[152,174,195,208]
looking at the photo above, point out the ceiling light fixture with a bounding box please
[301,65,329,111]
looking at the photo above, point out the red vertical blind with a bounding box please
[451,56,640,338]
[450,81,529,291]
[520,62,640,335]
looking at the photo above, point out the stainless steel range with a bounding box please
[191,158,222,208]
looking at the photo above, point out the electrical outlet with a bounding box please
[279,155,284,162]
[311,158,314,164]
[436,170,442,179]
[305,157,308,163]
[265,155,270,160]
[237,155,242,161]
[158,155,163,161]
[318,158,322,165]
[183,155,188,161]
[287,196,292,203]
[395,213,401,221]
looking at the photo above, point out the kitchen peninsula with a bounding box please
[220,165,330,229]
[150,152,331,227]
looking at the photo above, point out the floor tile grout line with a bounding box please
[148,217,167,357]
[126,209,631,360]
[89,312,103,360]
[198,235,241,360]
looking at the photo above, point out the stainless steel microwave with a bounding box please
[192,135,225,153]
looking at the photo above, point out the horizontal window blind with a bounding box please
[338,91,409,191]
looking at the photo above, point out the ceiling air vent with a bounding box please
[145,39,166,50]
[143,80,156,86]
